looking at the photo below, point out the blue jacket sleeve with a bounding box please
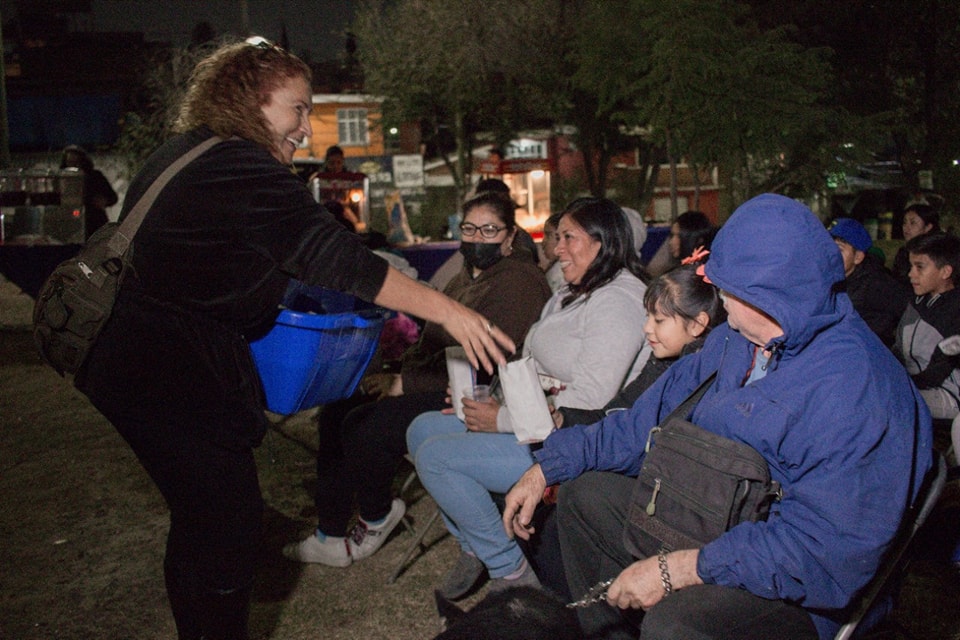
[695,361,930,613]
[534,343,712,483]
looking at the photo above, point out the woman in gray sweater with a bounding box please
[406,197,650,598]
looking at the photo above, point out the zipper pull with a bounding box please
[646,478,662,516]
[645,426,661,453]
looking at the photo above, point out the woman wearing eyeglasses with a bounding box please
[284,190,552,567]
[406,197,651,598]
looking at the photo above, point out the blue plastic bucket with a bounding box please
[250,307,385,415]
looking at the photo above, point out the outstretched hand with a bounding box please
[441,305,515,375]
[372,268,516,375]
[502,463,547,541]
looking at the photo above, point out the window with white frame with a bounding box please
[337,108,369,146]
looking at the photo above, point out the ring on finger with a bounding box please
[486,321,494,334]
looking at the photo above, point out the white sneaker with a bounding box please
[282,532,352,567]
[348,499,406,561]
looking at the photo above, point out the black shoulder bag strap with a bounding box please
[106,135,223,257]
[659,371,718,424]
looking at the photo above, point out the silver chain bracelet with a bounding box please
[566,578,614,609]
[658,549,673,597]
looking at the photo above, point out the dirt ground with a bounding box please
[2,277,960,640]
[0,279,466,640]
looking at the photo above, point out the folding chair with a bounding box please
[387,455,444,584]
[833,453,948,640]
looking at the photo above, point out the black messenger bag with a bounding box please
[623,372,782,558]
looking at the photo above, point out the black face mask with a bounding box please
[459,241,503,271]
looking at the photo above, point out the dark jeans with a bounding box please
[516,502,572,601]
[558,472,818,640]
[95,400,262,640]
[315,390,446,536]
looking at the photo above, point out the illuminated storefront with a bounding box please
[476,137,554,237]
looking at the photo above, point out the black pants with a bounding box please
[515,502,572,601]
[97,401,262,640]
[315,390,446,535]
[558,472,818,640]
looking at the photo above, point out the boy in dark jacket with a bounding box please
[828,217,909,347]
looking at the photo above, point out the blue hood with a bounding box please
[704,194,845,354]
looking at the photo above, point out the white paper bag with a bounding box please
[500,356,555,443]
[445,346,475,421]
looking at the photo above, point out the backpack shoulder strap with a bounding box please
[662,371,718,423]
[108,135,223,256]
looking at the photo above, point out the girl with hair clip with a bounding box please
[526,255,726,599]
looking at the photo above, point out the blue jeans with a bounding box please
[406,411,536,577]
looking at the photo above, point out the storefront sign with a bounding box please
[505,139,547,159]
[500,158,552,173]
[392,154,424,188]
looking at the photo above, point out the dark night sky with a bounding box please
[2,0,357,61]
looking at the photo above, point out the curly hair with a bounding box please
[559,197,650,307]
[173,39,311,153]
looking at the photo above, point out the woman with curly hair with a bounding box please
[74,38,512,640]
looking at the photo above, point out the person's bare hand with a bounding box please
[441,307,515,375]
[372,270,514,375]
[605,557,664,611]
[502,464,546,540]
[440,387,456,415]
[549,405,564,429]
[606,550,702,611]
[463,397,500,432]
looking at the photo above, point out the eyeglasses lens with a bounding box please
[459,223,502,238]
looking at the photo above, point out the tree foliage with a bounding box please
[115,43,217,177]
[353,0,559,202]
[622,0,849,208]
[350,0,960,221]
[557,0,657,201]
[749,0,960,217]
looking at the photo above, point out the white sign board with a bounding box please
[392,154,424,188]
[505,138,548,159]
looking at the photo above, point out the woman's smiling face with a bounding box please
[260,75,312,164]
[554,215,601,285]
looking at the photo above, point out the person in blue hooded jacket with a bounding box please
[502,193,932,640]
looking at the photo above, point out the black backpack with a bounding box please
[32,136,221,376]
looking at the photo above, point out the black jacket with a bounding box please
[844,256,910,347]
[76,128,389,449]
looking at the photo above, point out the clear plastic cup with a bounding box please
[466,384,490,403]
